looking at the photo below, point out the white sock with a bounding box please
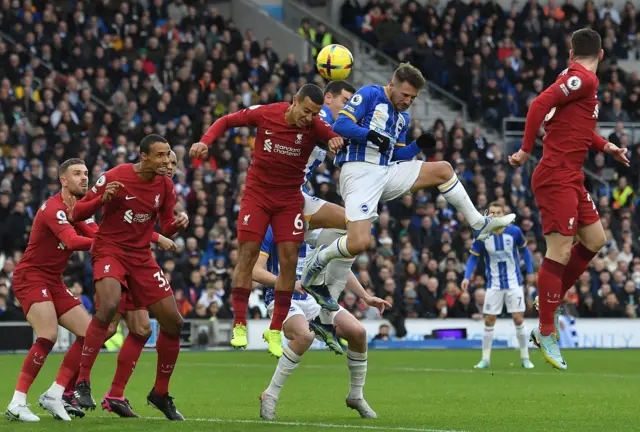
[516,323,529,360]
[265,345,301,398]
[325,257,355,299]
[438,174,484,229]
[47,382,65,399]
[482,325,494,362]
[346,349,367,400]
[11,391,27,405]
[319,235,354,264]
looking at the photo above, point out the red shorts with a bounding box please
[12,271,81,317]
[95,290,146,315]
[532,166,600,236]
[237,186,305,243]
[92,252,173,308]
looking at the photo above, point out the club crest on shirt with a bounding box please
[154,193,160,208]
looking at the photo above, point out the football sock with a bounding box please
[154,330,180,396]
[55,336,83,391]
[46,382,65,400]
[270,290,293,331]
[64,369,79,396]
[110,332,149,398]
[265,345,301,398]
[325,257,355,298]
[77,317,110,384]
[481,325,494,362]
[515,323,529,360]
[562,242,597,296]
[538,258,565,336]
[319,235,354,265]
[232,287,251,327]
[438,174,485,229]
[346,349,367,400]
[14,337,55,396]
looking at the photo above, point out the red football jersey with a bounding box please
[201,102,338,188]
[522,62,601,171]
[15,193,96,281]
[74,164,177,260]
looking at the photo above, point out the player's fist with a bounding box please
[460,278,470,292]
[102,182,124,203]
[328,137,344,153]
[172,212,189,230]
[294,280,306,295]
[157,235,177,251]
[415,132,436,150]
[189,142,209,160]
[603,142,630,167]
[508,150,530,167]
[367,130,390,154]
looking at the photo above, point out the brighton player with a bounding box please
[462,201,535,369]
[302,63,515,292]
[6,159,96,422]
[189,85,344,358]
[100,151,180,418]
[255,226,388,420]
[67,135,189,419]
[509,29,629,369]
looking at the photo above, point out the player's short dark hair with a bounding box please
[488,201,503,210]
[296,84,324,105]
[571,28,601,59]
[393,63,426,91]
[140,134,168,155]
[324,80,356,97]
[59,158,86,176]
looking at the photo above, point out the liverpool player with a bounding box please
[189,84,344,357]
[101,151,179,418]
[509,29,629,369]
[6,158,96,422]
[68,135,188,419]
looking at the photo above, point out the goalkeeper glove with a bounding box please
[367,130,391,154]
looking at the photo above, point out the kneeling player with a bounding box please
[254,226,388,420]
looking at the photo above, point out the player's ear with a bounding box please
[569,49,574,62]
[292,94,298,106]
[598,49,604,61]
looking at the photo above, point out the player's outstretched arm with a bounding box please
[70,175,123,222]
[44,208,93,251]
[345,272,391,314]
[253,252,278,286]
[462,242,483,291]
[392,132,436,161]
[333,88,373,143]
[74,218,99,238]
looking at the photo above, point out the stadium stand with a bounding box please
[0,0,639,336]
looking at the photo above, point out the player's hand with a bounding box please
[603,142,630,167]
[508,149,530,167]
[526,274,535,286]
[294,280,306,295]
[189,142,209,160]
[364,295,392,314]
[461,278,470,292]
[415,132,436,150]
[102,181,124,203]
[157,234,177,251]
[367,130,390,154]
[63,194,78,222]
[328,137,344,153]
[172,212,189,230]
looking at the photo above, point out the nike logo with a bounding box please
[265,130,274,135]
[292,231,303,235]
[125,196,136,200]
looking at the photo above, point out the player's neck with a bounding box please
[283,106,297,127]
[574,58,598,74]
[133,162,156,182]
[61,188,72,202]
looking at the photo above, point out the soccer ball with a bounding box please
[316,44,353,81]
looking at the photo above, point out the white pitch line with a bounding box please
[141,416,466,432]
[165,361,640,380]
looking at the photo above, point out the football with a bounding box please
[316,44,353,81]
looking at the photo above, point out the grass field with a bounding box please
[0,349,637,432]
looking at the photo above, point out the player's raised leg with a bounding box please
[562,218,606,297]
[5,301,59,422]
[261,313,315,420]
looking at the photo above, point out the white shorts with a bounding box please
[339,161,422,221]
[266,296,345,326]
[302,190,327,219]
[483,287,526,315]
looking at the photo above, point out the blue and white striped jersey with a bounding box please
[469,225,528,290]
[302,105,332,194]
[334,85,410,166]
[260,225,311,305]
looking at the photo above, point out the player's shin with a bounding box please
[77,317,110,384]
[231,287,251,327]
[110,332,149,398]
[538,258,566,336]
[561,242,598,296]
[318,234,355,264]
[265,344,302,399]
[270,290,294,331]
[51,336,85,399]
[437,173,484,229]
[13,337,56,403]
[154,330,180,396]
[515,322,529,360]
[346,350,367,400]
[481,325,494,363]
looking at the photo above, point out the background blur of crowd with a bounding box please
[1,0,640,330]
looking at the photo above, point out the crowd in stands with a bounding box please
[0,0,640,331]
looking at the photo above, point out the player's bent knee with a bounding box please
[484,315,496,326]
[348,325,367,344]
[105,323,118,341]
[512,315,524,326]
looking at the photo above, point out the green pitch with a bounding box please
[0,349,637,432]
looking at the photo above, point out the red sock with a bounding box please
[232,287,251,326]
[562,242,597,296]
[538,258,565,336]
[16,337,55,394]
[270,290,293,331]
[76,317,110,384]
[110,332,149,398]
[55,337,84,390]
[64,370,79,396]
[154,330,180,396]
